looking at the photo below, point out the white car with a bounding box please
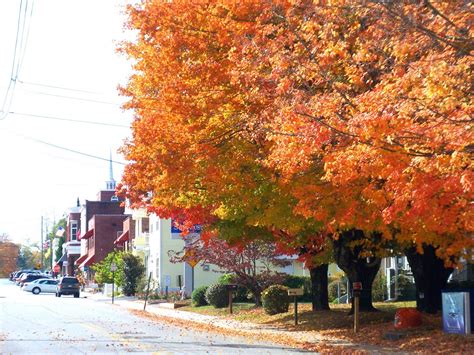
[23,278,59,295]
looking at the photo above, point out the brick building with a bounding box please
[74,158,127,279]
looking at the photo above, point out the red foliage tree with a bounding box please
[170,238,289,306]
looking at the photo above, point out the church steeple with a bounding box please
[106,151,116,191]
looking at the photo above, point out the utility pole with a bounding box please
[50,217,56,271]
[45,222,49,271]
[41,216,44,269]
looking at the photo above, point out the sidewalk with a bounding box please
[82,289,397,353]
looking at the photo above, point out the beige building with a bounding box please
[129,208,308,296]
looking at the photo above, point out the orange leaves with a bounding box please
[119,1,473,262]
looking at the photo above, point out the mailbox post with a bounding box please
[288,288,304,325]
[352,282,362,333]
[226,284,238,314]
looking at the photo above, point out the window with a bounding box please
[70,221,78,241]
[142,218,150,233]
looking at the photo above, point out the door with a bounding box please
[44,280,58,293]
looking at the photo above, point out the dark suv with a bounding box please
[56,276,81,298]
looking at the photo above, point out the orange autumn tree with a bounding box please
[119,0,473,314]
[119,0,338,311]
[229,1,473,313]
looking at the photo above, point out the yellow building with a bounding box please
[129,208,308,296]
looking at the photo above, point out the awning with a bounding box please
[80,228,94,240]
[114,230,129,245]
[57,253,67,264]
[75,254,88,266]
[80,254,95,268]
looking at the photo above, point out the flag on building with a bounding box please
[55,227,65,237]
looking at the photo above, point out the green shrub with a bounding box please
[262,285,289,315]
[192,286,209,307]
[205,284,229,308]
[397,274,416,301]
[218,273,235,284]
[122,253,145,296]
[372,271,386,302]
[328,280,347,302]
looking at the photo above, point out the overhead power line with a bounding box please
[0,0,34,121]
[19,88,121,106]
[18,80,103,94]
[3,129,127,165]
[10,111,130,128]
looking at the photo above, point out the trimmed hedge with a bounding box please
[262,285,289,315]
[192,286,209,307]
[205,283,229,308]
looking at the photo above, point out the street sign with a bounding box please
[288,288,304,296]
[353,282,362,291]
[226,284,238,291]
[184,249,201,268]
[110,262,117,272]
[53,264,60,273]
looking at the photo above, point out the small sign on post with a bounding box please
[352,282,362,333]
[111,262,117,304]
[144,272,152,311]
[226,284,238,314]
[288,288,304,325]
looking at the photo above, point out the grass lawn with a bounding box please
[182,301,417,331]
[180,302,256,317]
[180,301,474,352]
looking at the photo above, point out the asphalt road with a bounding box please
[0,278,310,354]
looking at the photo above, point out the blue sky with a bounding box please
[0,0,135,244]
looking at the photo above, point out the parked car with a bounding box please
[11,270,40,282]
[23,278,59,294]
[18,273,50,287]
[56,276,80,298]
[14,272,31,285]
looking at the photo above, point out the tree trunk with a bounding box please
[405,245,453,314]
[333,230,381,314]
[251,288,262,307]
[309,264,330,311]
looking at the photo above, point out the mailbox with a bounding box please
[226,284,238,291]
[352,282,362,297]
[288,288,304,296]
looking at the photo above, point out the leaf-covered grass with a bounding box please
[180,302,256,316]
[183,301,415,325]
[179,301,474,352]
